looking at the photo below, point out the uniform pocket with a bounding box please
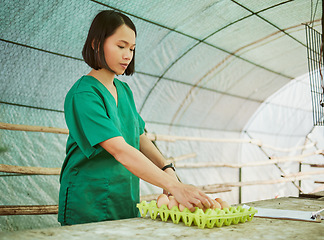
[64,179,109,225]
[106,175,140,219]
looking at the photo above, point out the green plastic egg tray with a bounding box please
[136,200,257,229]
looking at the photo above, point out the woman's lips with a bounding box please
[120,63,128,69]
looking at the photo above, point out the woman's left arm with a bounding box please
[139,133,178,181]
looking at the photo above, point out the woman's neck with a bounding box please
[88,68,115,87]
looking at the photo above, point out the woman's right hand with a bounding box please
[168,182,215,212]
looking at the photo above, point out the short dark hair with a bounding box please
[82,10,136,75]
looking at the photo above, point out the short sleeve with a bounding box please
[65,92,122,158]
[138,113,145,135]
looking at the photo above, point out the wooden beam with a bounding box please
[315,181,324,184]
[202,174,316,190]
[0,205,58,215]
[166,153,197,163]
[0,164,60,175]
[282,170,324,178]
[175,150,324,168]
[0,188,231,215]
[140,187,231,202]
[0,122,318,153]
[199,187,232,194]
[310,164,324,168]
[0,122,68,134]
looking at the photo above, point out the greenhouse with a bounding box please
[0,0,323,238]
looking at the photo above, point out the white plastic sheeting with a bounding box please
[0,0,323,231]
[241,72,324,203]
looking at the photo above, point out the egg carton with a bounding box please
[136,200,258,229]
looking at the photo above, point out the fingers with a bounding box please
[200,198,211,209]
[170,183,216,211]
[191,199,204,210]
[205,195,215,209]
[186,190,213,210]
[193,190,214,209]
[184,202,195,212]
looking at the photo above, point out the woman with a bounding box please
[58,10,214,226]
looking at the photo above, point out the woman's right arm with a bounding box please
[99,136,214,211]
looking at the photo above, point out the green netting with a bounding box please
[1,41,89,111]
[174,0,251,39]
[258,0,321,32]
[206,15,277,53]
[0,0,103,59]
[135,30,198,76]
[239,33,308,78]
[164,43,228,83]
[235,0,286,13]
[0,105,65,230]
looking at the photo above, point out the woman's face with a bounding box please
[103,24,136,75]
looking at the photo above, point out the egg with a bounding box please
[167,196,179,210]
[178,203,186,212]
[156,194,169,208]
[220,201,230,209]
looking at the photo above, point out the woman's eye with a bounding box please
[130,49,135,52]
[118,46,124,49]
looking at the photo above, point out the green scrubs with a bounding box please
[58,75,145,226]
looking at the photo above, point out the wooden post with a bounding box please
[239,167,242,204]
[322,0,324,69]
[299,135,310,196]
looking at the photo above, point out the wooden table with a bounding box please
[1,197,323,240]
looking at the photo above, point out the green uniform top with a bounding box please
[58,75,145,226]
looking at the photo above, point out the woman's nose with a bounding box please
[123,51,132,60]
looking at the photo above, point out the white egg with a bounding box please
[156,194,169,208]
[221,201,230,209]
